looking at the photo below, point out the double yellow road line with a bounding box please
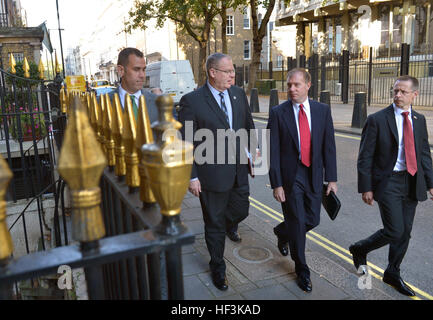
[249,196,432,300]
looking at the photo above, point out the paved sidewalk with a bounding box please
[180,192,412,300]
[178,95,430,301]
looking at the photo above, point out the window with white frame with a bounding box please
[12,52,24,63]
[277,55,283,68]
[244,40,251,60]
[243,7,250,29]
[226,15,234,35]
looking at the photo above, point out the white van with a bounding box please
[145,60,197,104]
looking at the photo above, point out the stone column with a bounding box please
[317,17,327,56]
[341,12,350,52]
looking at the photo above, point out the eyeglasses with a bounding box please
[214,68,235,75]
[393,89,414,96]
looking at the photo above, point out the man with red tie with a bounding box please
[267,68,337,292]
[351,75,433,297]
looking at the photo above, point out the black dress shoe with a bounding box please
[383,275,415,297]
[273,229,288,256]
[296,276,312,293]
[211,273,228,291]
[349,244,367,272]
[226,231,241,242]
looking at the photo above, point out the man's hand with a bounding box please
[273,187,286,203]
[326,182,338,196]
[189,180,201,197]
[362,191,374,206]
[429,188,433,201]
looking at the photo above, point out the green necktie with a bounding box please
[130,95,138,119]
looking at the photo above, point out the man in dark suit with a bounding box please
[267,68,337,293]
[351,75,433,297]
[178,53,256,291]
[112,47,158,123]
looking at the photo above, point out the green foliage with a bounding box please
[6,60,41,89]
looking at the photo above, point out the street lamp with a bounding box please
[56,0,66,78]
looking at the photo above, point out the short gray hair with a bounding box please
[206,53,231,78]
[287,68,311,84]
[395,75,419,91]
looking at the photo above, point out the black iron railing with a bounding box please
[251,44,433,107]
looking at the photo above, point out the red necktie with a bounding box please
[402,112,417,176]
[299,104,311,167]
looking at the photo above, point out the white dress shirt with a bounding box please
[292,98,312,157]
[207,81,233,129]
[119,85,141,109]
[393,103,414,172]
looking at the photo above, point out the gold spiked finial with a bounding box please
[9,53,16,75]
[122,94,140,189]
[91,93,105,152]
[60,89,68,113]
[38,59,45,80]
[0,155,13,262]
[55,53,61,75]
[89,92,98,134]
[112,93,126,178]
[103,94,116,168]
[58,96,106,243]
[98,95,107,156]
[141,95,193,229]
[23,57,30,78]
[85,93,92,118]
[136,95,156,204]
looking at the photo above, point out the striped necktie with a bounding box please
[218,92,230,125]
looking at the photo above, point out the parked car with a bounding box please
[92,85,116,97]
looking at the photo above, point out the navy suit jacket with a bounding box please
[267,99,337,194]
[358,104,433,201]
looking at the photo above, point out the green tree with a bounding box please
[127,0,222,85]
[248,0,277,92]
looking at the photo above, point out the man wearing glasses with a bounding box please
[351,75,433,296]
[178,53,256,291]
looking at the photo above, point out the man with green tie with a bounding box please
[114,48,158,123]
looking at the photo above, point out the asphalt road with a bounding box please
[248,118,433,300]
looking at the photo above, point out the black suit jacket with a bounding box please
[267,99,337,194]
[178,84,256,193]
[358,104,433,201]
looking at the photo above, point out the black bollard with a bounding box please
[269,89,279,114]
[320,90,331,108]
[250,88,260,113]
[352,92,367,128]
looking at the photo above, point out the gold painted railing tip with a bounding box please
[58,95,106,242]
[0,154,13,261]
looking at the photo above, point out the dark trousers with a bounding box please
[274,164,321,277]
[359,171,418,278]
[199,182,250,276]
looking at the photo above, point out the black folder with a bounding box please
[322,184,341,221]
